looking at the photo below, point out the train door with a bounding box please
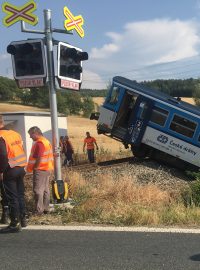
[125,96,154,145]
[112,91,138,139]
[113,92,138,127]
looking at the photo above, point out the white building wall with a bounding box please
[2,112,67,159]
[2,112,26,151]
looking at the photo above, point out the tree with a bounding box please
[17,88,32,105]
[56,91,82,115]
[0,76,19,101]
[82,96,95,117]
[57,92,70,115]
[193,83,200,107]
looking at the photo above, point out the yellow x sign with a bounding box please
[2,0,38,27]
[64,6,84,38]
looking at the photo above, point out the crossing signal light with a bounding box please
[7,39,47,87]
[57,42,88,90]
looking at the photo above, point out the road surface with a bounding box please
[0,225,200,270]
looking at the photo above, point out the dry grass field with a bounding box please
[181,97,195,105]
[0,103,48,112]
[92,97,105,110]
[67,115,127,155]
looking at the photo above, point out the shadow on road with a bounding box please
[190,254,200,261]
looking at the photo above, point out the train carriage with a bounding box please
[92,76,200,170]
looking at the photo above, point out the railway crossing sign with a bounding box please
[63,6,84,38]
[2,0,38,27]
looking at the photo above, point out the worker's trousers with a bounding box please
[3,166,26,222]
[33,170,50,214]
[0,181,8,209]
[87,149,95,163]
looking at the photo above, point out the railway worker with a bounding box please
[83,131,99,163]
[59,136,64,152]
[27,126,54,215]
[0,115,27,233]
[62,136,74,166]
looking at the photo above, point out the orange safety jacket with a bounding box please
[27,136,54,173]
[0,130,27,168]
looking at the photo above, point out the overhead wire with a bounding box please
[83,58,200,85]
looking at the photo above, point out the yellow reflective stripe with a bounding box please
[9,160,27,168]
[28,157,53,163]
[28,160,36,164]
[9,154,26,161]
[53,182,60,200]
[43,150,53,155]
[40,157,53,162]
[9,158,26,164]
[64,182,69,200]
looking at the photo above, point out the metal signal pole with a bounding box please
[21,10,72,201]
[44,9,61,181]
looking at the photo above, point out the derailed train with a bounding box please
[91,76,200,170]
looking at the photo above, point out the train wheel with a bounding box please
[131,144,148,158]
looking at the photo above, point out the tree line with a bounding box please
[0,76,200,116]
[0,76,95,117]
[142,78,200,98]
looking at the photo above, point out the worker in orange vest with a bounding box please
[0,115,27,233]
[83,131,99,163]
[27,126,54,215]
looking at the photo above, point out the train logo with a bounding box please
[157,134,168,144]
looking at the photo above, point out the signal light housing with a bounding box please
[57,42,88,90]
[7,39,47,88]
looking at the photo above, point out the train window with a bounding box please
[170,114,197,138]
[140,102,148,119]
[109,86,120,104]
[150,107,169,126]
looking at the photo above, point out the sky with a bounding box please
[1,0,200,89]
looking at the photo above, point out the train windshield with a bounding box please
[108,86,120,105]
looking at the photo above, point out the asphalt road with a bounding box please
[0,228,200,270]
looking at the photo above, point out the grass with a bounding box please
[69,174,170,226]
[48,166,200,227]
[25,150,200,227]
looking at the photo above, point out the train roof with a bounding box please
[113,76,200,118]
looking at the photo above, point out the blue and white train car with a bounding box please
[94,76,200,169]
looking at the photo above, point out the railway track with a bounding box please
[70,156,141,172]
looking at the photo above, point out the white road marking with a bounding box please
[0,225,200,233]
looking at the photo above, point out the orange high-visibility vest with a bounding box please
[27,136,54,173]
[0,130,27,168]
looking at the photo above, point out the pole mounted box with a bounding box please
[7,39,47,88]
[57,42,88,91]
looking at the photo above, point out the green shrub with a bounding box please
[190,180,200,206]
[181,187,192,207]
